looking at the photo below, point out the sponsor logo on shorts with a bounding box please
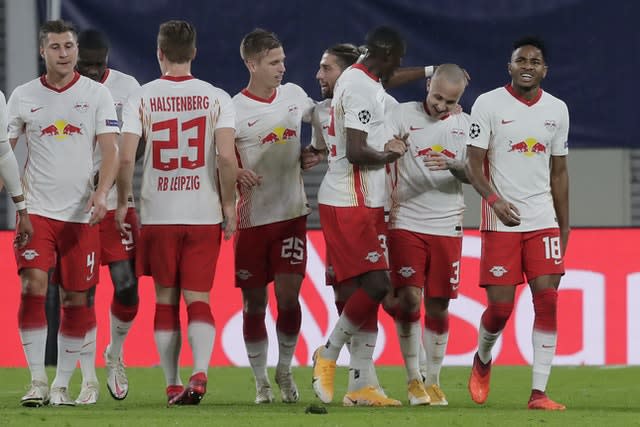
[398,266,416,278]
[489,265,508,277]
[236,269,253,280]
[365,251,381,263]
[21,249,39,261]
[554,259,563,265]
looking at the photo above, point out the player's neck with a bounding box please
[245,80,276,100]
[44,70,76,89]
[510,83,541,101]
[162,63,192,78]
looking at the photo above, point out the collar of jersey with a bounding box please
[352,63,379,82]
[241,88,277,103]
[40,71,81,93]
[504,83,543,106]
[160,75,195,82]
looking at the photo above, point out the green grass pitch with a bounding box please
[1,366,639,426]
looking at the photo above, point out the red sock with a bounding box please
[361,309,379,333]
[533,288,557,332]
[111,299,139,323]
[60,306,89,337]
[154,303,180,331]
[343,288,379,328]
[425,313,449,334]
[18,294,46,329]
[187,301,214,326]
[481,301,514,333]
[243,312,267,342]
[396,309,420,324]
[276,305,301,336]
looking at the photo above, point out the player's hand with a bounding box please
[423,151,452,170]
[384,133,409,160]
[492,199,521,227]
[222,204,237,240]
[14,210,33,249]
[452,104,463,115]
[237,169,262,190]
[114,204,128,235]
[301,146,325,170]
[86,190,108,226]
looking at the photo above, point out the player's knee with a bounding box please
[397,287,421,314]
[20,270,48,296]
[115,283,138,306]
[363,276,392,302]
[110,260,138,305]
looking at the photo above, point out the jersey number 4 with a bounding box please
[152,117,206,171]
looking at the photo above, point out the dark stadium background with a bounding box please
[52,0,638,149]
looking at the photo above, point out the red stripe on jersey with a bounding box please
[352,165,366,206]
[352,64,380,82]
[241,88,277,104]
[234,147,254,228]
[39,71,81,93]
[480,155,497,231]
[504,83,543,107]
[100,68,110,84]
[160,75,195,82]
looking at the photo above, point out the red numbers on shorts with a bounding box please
[152,116,206,171]
[542,236,562,260]
[281,237,305,262]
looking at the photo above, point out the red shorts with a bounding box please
[136,224,221,291]
[100,208,139,265]
[14,214,100,291]
[389,229,462,299]
[234,216,307,288]
[319,204,388,283]
[479,228,565,286]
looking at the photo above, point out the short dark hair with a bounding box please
[240,28,281,61]
[513,36,547,61]
[157,20,196,64]
[78,29,110,51]
[325,43,364,70]
[39,20,77,47]
[365,26,406,58]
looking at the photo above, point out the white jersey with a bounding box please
[233,83,314,228]
[121,75,235,225]
[387,102,470,236]
[0,91,7,142]
[93,68,140,209]
[318,64,397,208]
[7,72,119,223]
[468,84,569,232]
[310,98,330,151]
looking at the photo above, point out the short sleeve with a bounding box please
[121,88,143,136]
[467,94,492,149]
[7,87,24,139]
[94,85,120,135]
[550,101,569,156]
[213,89,235,130]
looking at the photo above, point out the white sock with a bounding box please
[423,328,449,386]
[51,334,83,389]
[532,329,557,392]
[245,338,269,383]
[477,323,501,364]
[109,313,133,359]
[324,313,359,360]
[418,335,427,380]
[79,327,98,384]
[276,330,298,373]
[154,330,182,386]
[396,319,421,382]
[347,330,378,392]
[188,321,215,375]
[19,327,48,384]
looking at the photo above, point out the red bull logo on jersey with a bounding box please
[259,127,297,145]
[415,144,456,159]
[508,138,547,157]
[40,120,83,140]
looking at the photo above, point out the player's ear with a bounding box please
[541,64,548,80]
[191,47,197,61]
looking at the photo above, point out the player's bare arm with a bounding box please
[347,128,405,166]
[465,145,520,226]
[301,145,326,170]
[423,151,470,183]
[0,137,32,247]
[114,132,139,233]
[550,154,570,254]
[87,132,118,225]
[216,127,238,240]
